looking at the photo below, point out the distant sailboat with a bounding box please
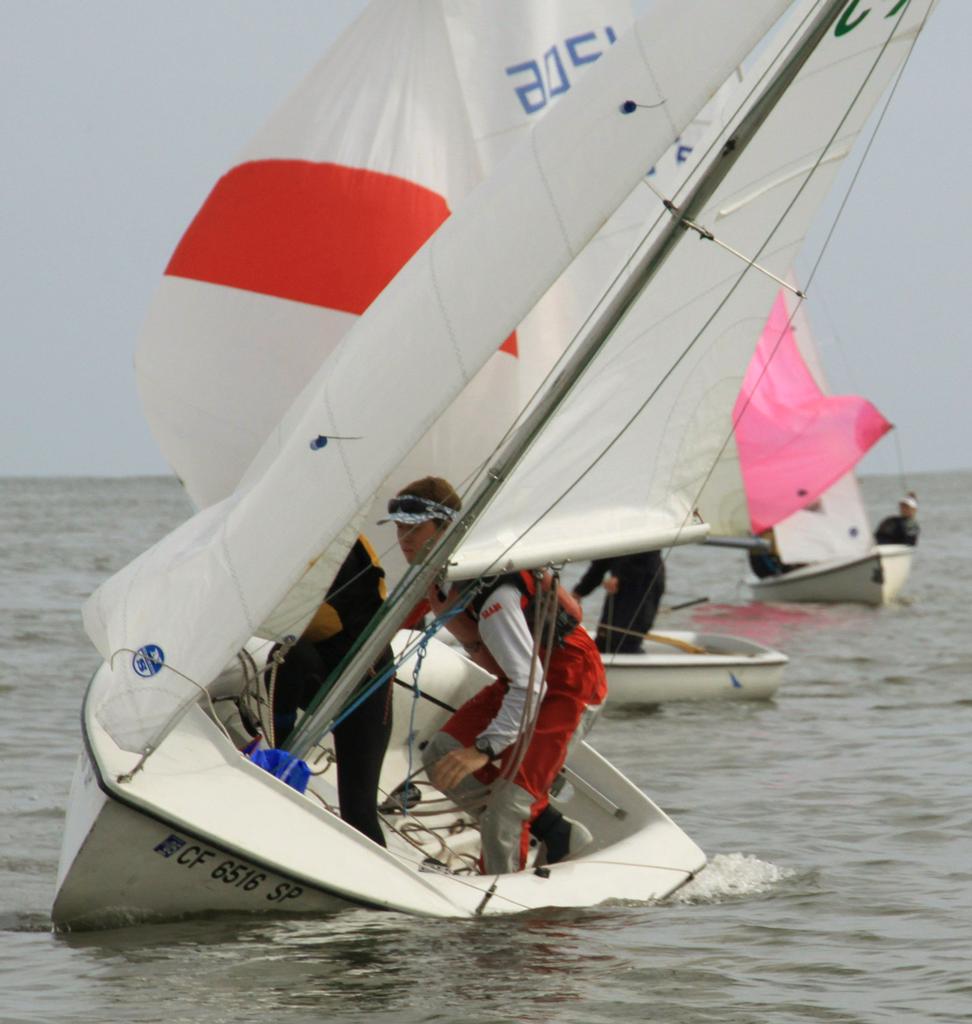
[734,290,913,605]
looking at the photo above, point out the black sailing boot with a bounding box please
[530,805,593,865]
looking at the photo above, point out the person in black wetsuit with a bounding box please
[270,535,393,847]
[571,550,665,655]
[747,528,805,578]
[874,493,920,546]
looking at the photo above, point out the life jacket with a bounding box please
[474,570,582,649]
[302,535,386,644]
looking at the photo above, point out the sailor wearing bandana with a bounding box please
[382,476,606,874]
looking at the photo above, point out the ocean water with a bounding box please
[0,472,969,1024]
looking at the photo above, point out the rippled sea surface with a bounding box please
[1,472,969,1024]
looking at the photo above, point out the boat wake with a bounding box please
[669,852,793,904]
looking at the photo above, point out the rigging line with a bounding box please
[658,5,925,302]
[465,3,921,583]
[427,867,529,913]
[300,581,484,742]
[375,18,812,557]
[645,179,807,298]
[587,556,667,654]
[728,2,931,503]
[496,573,557,786]
[384,815,479,873]
[359,7,818,583]
[253,537,392,649]
[287,0,856,758]
[679,215,806,297]
[806,289,862,394]
[800,0,935,294]
[106,647,236,780]
[284,574,486,757]
[403,624,437,817]
[270,510,480,646]
[892,429,909,493]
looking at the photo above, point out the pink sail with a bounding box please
[734,291,892,534]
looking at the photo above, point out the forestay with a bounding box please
[85,0,792,756]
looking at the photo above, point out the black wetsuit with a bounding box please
[574,551,665,655]
[874,515,920,546]
[272,537,393,847]
[749,549,786,578]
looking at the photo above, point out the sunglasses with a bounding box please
[386,495,458,521]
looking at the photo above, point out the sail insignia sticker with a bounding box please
[835,0,910,38]
[133,645,166,678]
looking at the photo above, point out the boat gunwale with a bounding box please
[747,545,911,589]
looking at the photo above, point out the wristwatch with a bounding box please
[474,736,496,760]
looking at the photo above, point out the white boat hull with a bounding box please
[601,631,787,705]
[746,544,913,606]
[53,632,706,931]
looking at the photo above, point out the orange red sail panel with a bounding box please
[165,159,517,356]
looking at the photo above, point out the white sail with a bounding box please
[773,469,875,562]
[452,0,935,576]
[136,1,634,511]
[640,0,935,539]
[85,0,792,756]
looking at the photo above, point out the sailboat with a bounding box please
[53,0,937,929]
[734,290,912,605]
[132,0,785,707]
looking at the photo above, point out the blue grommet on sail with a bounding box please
[309,435,329,451]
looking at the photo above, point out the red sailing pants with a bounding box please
[442,627,606,869]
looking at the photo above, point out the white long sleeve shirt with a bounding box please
[475,582,547,754]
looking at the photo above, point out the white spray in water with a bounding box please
[671,852,794,904]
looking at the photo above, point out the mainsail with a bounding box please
[86,0,794,756]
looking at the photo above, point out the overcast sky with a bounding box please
[3,1,968,481]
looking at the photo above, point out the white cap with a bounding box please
[900,495,918,510]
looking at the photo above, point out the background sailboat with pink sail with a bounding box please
[733,289,913,605]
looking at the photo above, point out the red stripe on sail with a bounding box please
[166,158,517,355]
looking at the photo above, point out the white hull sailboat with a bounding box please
[54,0,938,930]
[54,635,705,929]
[730,293,914,606]
[746,543,912,606]
[600,631,787,705]
[441,628,789,706]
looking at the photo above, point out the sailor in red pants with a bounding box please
[382,476,606,873]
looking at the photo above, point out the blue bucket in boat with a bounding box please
[248,748,311,794]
